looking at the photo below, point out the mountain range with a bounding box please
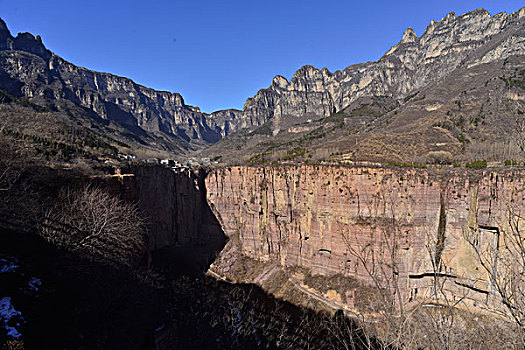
[0,8,524,163]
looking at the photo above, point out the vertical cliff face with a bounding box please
[105,166,226,270]
[205,165,525,312]
[104,164,525,315]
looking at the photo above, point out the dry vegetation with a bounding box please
[333,195,525,349]
[41,185,146,267]
[0,95,185,166]
[0,133,147,267]
[202,60,525,168]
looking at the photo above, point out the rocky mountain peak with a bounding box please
[13,32,51,60]
[0,18,9,33]
[272,75,289,89]
[239,6,525,132]
[458,8,489,20]
[292,65,319,79]
[519,7,525,19]
[0,18,13,50]
[400,28,418,44]
[0,20,50,60]
[442,11,456,23]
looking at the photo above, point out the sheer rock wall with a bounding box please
[206,165,525,311]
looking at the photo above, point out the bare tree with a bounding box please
[502,75,525,159]
[338,187,513,349]
[339,185,425,349]
[41,185,146,267]
[515,113,525,156]
[465,203,525,346]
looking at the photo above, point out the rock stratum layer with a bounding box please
[206,165,525,314]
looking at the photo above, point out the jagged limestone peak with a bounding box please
[401,28,418,44]
[290,65,321,83]
[272,75,289,88]
[295,65,318,75]
[442,12,456,23]
[382,27,419,57]
[0,18,13,50]
[517,7,525,19]
[457,8,490,21]
[321,67,333,77]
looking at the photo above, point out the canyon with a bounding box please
[110,164,525,319]
[2,6,525,348]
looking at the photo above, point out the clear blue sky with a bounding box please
[1,0,523,113]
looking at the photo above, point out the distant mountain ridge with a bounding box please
[241,8,525,124]
[0,18,243,149]
[203,7,525,163]
[0,7,524,153]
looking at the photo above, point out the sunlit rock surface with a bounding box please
[206,165,525,313]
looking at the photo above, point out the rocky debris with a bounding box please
[23,277,42,295]
[0,297,23,339]
[0,255,18,274]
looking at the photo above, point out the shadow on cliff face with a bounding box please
[122,166,227,276]
[0,163,383,349]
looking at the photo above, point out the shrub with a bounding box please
[386,161,427,168]
[504,160,519,166]
[426,151,453,164]
[465,160,487,169]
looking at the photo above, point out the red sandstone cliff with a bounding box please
[205,165,525,315]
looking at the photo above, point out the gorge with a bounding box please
[110,163,525,323]
[1,5,525,348]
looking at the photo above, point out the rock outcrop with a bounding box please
[205,165,525,314]
[241,8,525,124]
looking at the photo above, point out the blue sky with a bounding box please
[1,0,523,113]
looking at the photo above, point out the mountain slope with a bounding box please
[1,8,524,161]
[0,18,244,151]
[203,8,525,164]
[241,8,524,124]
